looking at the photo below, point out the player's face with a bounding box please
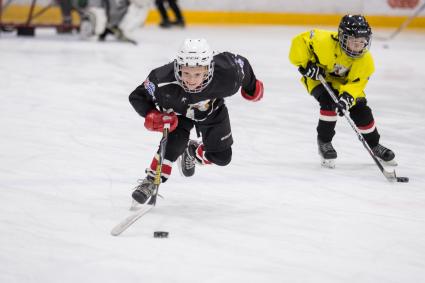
[181,66,208,91]
[347,36,368,53]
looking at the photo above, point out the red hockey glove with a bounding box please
[144,110,178,132]
[241,79,264,102]
[336,92,354,116]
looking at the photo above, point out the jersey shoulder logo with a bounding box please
[235,57,245,72]
[143,78,156,99]
[234,56,245,79]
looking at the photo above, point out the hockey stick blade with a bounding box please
[111,205,154,236]
[383,169,397,182]
[382,169,409,183]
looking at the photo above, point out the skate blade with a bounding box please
[129,193,164,211]
[177,156,185,177]
[321,158,335,169]
[130,199,143,211]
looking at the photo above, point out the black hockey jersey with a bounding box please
[129,52,257,122]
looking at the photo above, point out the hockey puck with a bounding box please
[397,177,409,183]
[153,231,169,238]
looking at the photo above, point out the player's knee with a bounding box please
[312,85,336,109]
[205,148,232,166]
[164,117,194,161]
[165,132,190,162]
[350,103,373,125]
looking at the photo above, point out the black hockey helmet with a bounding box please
[338,14,372,58]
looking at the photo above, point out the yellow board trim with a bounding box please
[146,10,425,28]
[2,6,425,28]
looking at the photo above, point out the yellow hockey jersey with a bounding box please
[289,29,374,105]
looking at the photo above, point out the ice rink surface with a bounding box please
[1,25,425,283]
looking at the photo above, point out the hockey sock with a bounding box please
[194,144,212,165]
[317,110,337,143]
[357,120,380,148]
[146,154,173,182]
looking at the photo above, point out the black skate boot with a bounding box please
[171,19,185,28]
[132,177,155,205]
[98,27,112,41]
[372,144,397,166]
[178,140,200,177]
[318,138,337,168]
[159,20,172,28]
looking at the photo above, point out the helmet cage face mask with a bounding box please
[338,15,372,58]
[174,39,214,93]
[338,33,371,58]
[174,61,214,93]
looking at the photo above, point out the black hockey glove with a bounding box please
[298,62,325,80]
[336,92,354,116]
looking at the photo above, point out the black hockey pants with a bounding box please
[311,84,380,147]
[160,105,233,166]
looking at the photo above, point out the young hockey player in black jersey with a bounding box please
[129,38,264,204]
[289,14,396,168]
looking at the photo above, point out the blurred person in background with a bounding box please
[155,0,185,28]
[56,0,74,33]
[79,0,152,44]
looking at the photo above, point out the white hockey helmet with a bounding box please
[174,38,215,93]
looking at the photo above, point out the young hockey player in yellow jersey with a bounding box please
[289,14,396,168]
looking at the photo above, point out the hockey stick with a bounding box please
[375,2,425,41]
[148,122,170,205]
[110,123,170,236]
[318,75,408,182]
[111,204,154,236]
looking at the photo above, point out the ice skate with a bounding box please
[110,27,137,45]
[131,177,155,209]
[99,27,137,45]
[372,144,397,166]
[178,140,200,177]
[318,138,337,169]
[171,19,185,28]
[159,20,172,28]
